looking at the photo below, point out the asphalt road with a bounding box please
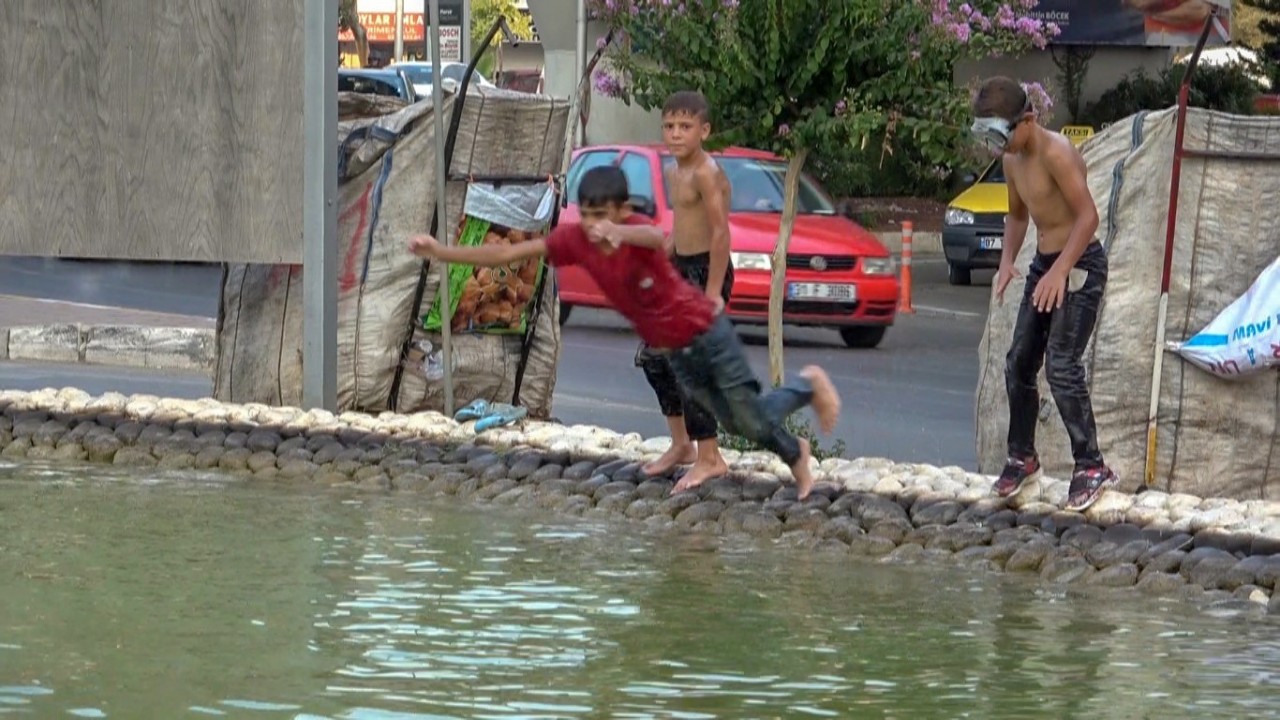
[0,257,995,468]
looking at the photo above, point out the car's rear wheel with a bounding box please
[839,326,886,349]
[948,263,972,286]
[559,302,573,326]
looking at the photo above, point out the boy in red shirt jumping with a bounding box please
[408,166,840,499]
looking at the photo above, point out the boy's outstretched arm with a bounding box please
[408,234,547,267]
[588,220,667,249]
[695,163,731,301]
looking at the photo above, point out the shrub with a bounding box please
[1078,62,1265,129]
[717,414,848,463]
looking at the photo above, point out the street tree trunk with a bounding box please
[339,0,370,67]
[768,148,808,387]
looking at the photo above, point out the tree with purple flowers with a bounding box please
[589,0,1058,384]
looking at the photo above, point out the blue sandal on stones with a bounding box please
[454,399,491,423]
[474,403,528,432]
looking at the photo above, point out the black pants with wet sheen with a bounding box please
[668,314,813,466]
[1006,242,1108,471]
[636,252,734,441]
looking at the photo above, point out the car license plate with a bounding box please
[979,236,1003,250]
[787,282,856,302]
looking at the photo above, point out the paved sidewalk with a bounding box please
[0,294,215,329]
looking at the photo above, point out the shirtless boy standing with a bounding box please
[408,165,840,499]
[970,76,1118,512]
[636,90,735,491]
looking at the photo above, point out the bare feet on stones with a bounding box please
[801,365,841,434]
[671,454,730,494]
[642,442,697,477]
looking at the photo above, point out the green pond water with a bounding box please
[3,460,1280,719]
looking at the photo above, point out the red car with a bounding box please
[555,144,901,348]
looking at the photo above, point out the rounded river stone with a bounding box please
[528,464,565,483]
[849,535,897,557]
[1136,570,1188,595]
[595,481,637,501]
[741,512,783,539]
[1041,555,1095,584]
[1089,563,1140,587]
[911,499,964,527]
[556,495,594,516]
[626,499,661,520]
[597,492,637,514]
[677,501,725,527]
[818,517,863,545]
[984,509,1019,531]
[783,507,827,534]
[563,461,598,481]
[635,479,672,500]
[1005,542,1053,573]
[866,519,908,545]
[883,543,925,564]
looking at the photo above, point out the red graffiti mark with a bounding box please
[265,264,292,293]
[1272,343,1280,360]
[339,182,375,293]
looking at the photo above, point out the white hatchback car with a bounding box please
[389,61,496,98]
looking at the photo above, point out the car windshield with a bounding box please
[662,156,837,214]
[979,160,1005,183]
[338,74,406,99]
[396,66,434,84]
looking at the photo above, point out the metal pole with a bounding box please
[303,0,339,411]
[1143,12,1216,490]
[429,0,455,416]
[394,0,405,62]
[576,0,588,145]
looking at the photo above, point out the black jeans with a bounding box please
[637,252,734,441]
[1006,242,1108,471]
[667,314,813,466]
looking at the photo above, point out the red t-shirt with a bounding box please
[544,215,715,348]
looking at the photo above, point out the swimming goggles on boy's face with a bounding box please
[970,99,1032,155]
[970,115,1016,155]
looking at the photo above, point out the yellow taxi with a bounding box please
[942,125,1094,285]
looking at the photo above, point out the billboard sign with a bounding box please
[1029,0,1230,47]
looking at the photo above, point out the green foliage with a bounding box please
[1077,62,1266,129]
[717,414,847,463]
[589,0,1054,174]
[471,0,534,49]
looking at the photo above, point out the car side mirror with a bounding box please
[629,194,658,219]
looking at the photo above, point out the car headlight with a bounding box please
[945,208,975,225]
[861,257,896,276]
[730,252,772,271]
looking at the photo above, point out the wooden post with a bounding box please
[768,149,809,387]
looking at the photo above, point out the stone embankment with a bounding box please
[4,386,1280,617]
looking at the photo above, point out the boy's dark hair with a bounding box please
[973,76,1028,121]
[578,165,630,206]
[662,90,710,121]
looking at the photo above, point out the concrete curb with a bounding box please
[1,324,215,373]
[873,230,943,257]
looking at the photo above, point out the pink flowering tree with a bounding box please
[590,0,1058,383]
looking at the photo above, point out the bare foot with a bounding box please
[671,455,730,494]
[791,438,814,500]
[642,442,697,477]
[801,365,841,435]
